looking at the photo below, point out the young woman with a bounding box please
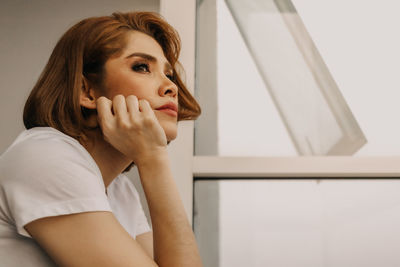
[0,11,202,266]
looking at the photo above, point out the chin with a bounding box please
[155,111,178,142]
[166,129,178,142]
[160,121,178,142]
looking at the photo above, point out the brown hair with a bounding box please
[23,11,201,141]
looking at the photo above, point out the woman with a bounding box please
[0,11,202,266]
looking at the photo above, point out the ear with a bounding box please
[80,76,97,109]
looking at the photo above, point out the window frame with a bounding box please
[161,0,400,225]
[193,156,400,178]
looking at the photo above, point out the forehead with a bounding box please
[121,31,167,61]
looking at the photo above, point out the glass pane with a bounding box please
[194,179,400,267]
[225,0,366,155]
[195,0,400,156]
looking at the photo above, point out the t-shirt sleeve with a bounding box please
[134,197,151,236]
[1,136,111,238]
[107,174,151,237]
[122,175,151,236]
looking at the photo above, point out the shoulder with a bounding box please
[0,128,110,236]
[2,127,97,170]
[0,127,103,195]
[1,127,100,178]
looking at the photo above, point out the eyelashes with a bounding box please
[131,62,175,82]
[132,62,149,73]
[166,73,175,82]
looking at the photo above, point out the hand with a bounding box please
[96,94,167,165]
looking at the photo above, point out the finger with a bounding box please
[96,96,114,126]
[126,95,140,115]
[112,95,128,119]
[138,99,155,116]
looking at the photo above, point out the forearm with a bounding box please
[137,151,202,267]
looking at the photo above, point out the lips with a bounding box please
[155,102,178,117]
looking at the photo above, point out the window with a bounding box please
[194,0,400,266]
[195,0,400,156]
[194,177,400,267]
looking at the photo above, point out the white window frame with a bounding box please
[193,156,400,178]
[161,0,400,225]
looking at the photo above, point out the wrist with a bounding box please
[134,147,169,168]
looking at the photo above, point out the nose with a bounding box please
[158,75,178,98]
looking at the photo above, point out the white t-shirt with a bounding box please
[0,127,151,266]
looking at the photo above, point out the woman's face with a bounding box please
[99,31,179,141]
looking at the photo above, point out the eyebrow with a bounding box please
[125,52,173,72]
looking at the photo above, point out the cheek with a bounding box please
[102,75,149,99]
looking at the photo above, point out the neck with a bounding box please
[81,130,133,189]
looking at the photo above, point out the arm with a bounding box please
[26,95,202,266]
[25,157,198,266]
[26,212,157,267]
[97,95,202,266]
[136,231,154,259]
[137,152,201,266]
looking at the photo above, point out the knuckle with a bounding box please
[142,115,155,126]
[116,119,130,130]
[129,118,141,129]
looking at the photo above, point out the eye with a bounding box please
[132,63,149,72]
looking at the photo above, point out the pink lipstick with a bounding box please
[156,103,178,117]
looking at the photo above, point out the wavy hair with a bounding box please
[23,11,201,141]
